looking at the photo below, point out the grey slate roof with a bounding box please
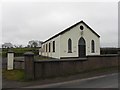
[43,20,100,43]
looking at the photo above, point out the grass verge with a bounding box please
[2,66,118,81]
[2,69,25,81]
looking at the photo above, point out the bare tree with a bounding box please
[2,43,13,48]
[28,40,38,48]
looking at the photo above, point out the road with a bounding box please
[0,57,2,90]
[25,73,118,88]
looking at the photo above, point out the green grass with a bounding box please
[2,66,118,81]
[2,47,39,57]
[0,52,2,56]
[2,69,25,81]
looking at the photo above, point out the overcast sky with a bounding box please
[2,0,118,47]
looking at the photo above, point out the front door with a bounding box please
[78,37,86,58]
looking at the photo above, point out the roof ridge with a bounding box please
[43,20,100,43]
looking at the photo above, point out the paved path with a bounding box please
[24,73,118,88]
[2,57,118,89]
[0,57,2,90]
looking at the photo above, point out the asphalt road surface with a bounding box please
[25,73,118,88]
[0,57,2,90]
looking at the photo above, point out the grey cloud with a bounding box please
[2,2,118,47]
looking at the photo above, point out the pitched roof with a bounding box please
[43,20,100,43]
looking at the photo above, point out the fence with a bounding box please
[19,52,119,80]
[4,51,119,80]
[34,55,118,79]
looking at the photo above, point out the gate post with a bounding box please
[24,52,34,80]
[7,49,14,70]
[118,49,120,69]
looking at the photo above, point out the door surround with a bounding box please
[78,37,86,58]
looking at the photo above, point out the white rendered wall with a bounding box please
[41,23,100,59]
[60,23,100,58]
[42,35,60,59]
[7,53,14,70]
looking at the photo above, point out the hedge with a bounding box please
[2,47,39,57]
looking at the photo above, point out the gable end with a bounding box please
[43,20,100,43]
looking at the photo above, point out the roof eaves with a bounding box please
[43,20,100,44]
[43,21,83,44]
[81,21,100,38]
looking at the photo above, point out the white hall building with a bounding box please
[40,21,100,59]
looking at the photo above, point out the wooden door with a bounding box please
[78,37,86,58]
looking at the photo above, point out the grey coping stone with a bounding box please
[24,52,34,56]
[13,54,118,62]
[35,58,87,63]
[14,57,24,61]
[87,54,118,57]
[7,49,14,53]
[14,59,24,62]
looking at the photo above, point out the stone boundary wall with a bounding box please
[34,55,118,79]
[13,54,118,79]
[14,60,24,69]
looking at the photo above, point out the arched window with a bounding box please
[91,40,95,53]
[43,45,45,52]
[49,43,51,52]
[46,44,48,52]
[78,37,86,57]
[68,38,72,53]
[53,41,55,52]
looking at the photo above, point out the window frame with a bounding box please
[80,25,84,30]
[49,43,51,52]
[91,40,95,53]
[53,41,55,52]
[46,44,48,52]
[68,38,72,53]
[43,45,45,52]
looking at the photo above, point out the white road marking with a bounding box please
[23,73,118,88]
